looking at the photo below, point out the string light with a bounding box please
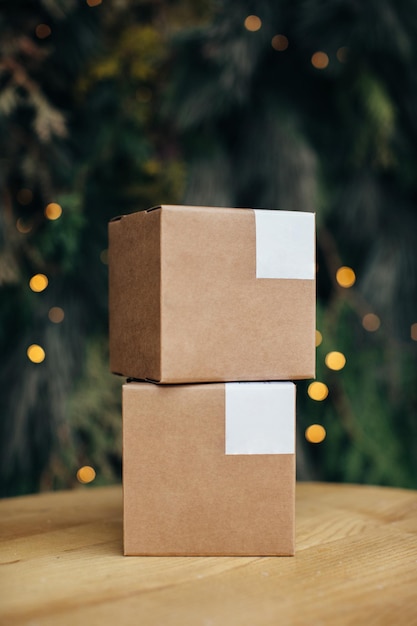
[315,330,323,347]
[308,381,329,401]
[27,344,46,363]
[29,273,48,292]
[336,266,356,288]
[35,24,51,39]
[410,323,417,341]
[244,15,262,31]
[305,424,326,443]
[311,51,329,69]
[48,307,65,323]
[271,34,289,51]
[77,466,96,483]
[17,189,33,205]
[336,47,348,63]
[16,218,32,234]
[45,203,62,220]
[362,313,380,332]
[325,351,346,371]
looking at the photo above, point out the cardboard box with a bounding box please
[123,381,296,556]
[109,205,315,383]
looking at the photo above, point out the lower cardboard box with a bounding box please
[123,381,296,556]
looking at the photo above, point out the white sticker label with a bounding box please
[225,382,295,455]
[254,210,315,279]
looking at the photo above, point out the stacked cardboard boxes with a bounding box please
[109,205,315,556]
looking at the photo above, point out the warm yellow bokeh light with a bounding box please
[27,344,46,363]
[271,34,289,51]
[325,351,346,371]
[35,24,51,39]
[311,51,329,69]
[315,330,323,347]
[17,188,33,205]
[77,466,96,483]
[305,424,326,443]
[336,266,356,288]
[244,15,262,31]
[16,218,32,234]
[48,307,65,324]
[410,323,417,341]
[100,249,108,265]
[87,0,102,5]
[362,313,381,332]
[45,203,62,220]
[29,273,49,292]
[308,381,329,401]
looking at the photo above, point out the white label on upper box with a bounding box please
[254,209,315,279]
[225,382,295,455]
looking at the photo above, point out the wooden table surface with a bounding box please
[1,482,417,625]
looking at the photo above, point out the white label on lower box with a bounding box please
[225,382,295,455]
[254,209,315,279]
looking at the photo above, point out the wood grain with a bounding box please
[1,482,416,625]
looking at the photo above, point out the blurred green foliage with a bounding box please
[1,0,417,495]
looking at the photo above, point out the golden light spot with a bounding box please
[308,381,329,401]
[325,351,346,371]
[315,330,323,347]
[305,424,326,443]
[48,307,65,324]
[362,313,381,332]
[16,218,32,234]
[77,466,96,483]
[411,323,417,341]
[311,51,329,69]
[35,24,51,39]
[29,273,48,292]
[27,344,46,363]
[271,34,289,51]
[86,0,102,6]
[17,188,33,205]
[244,15,262,32]
[45,202,62,220]
[336,266,356,288]
[336,46,348,63]
[100,249,108,265]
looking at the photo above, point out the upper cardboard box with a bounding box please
[109,205,316,383]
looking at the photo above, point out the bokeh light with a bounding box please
[244,15,262,31]
[311,51,329,69]
[77,466,96,483]
[308,381,329,401]
[16,218,32,234]
[362,313,381,332]
[100,249,108,264]
[315,330,323,347]
[410,323,417,341]
[27,344,46,363]
[87,0,102,5]
[29,273,48,292]
[17,188,33,205]
[48,307,65,323]
[336,266,356,288]
[45,203,62,220]
[325,351,346,371]
[35,24,51,39]
[336,47,348,63]
[305,424,326,443]
[271,34,289,51]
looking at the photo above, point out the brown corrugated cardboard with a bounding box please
[123,381,295,556]
[109,205,315,383]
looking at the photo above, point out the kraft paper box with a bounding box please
[123,381,296,556]
[109,205,315,383]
